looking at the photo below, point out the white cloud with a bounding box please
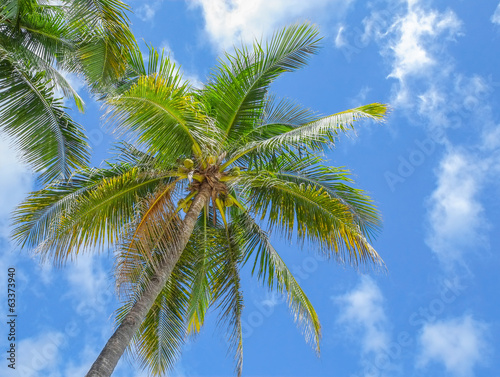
[336,276,389,354]
[335,276,397,376]
[417,315,488,376]
[426,150,487,266]
[491,3,500,25]
[357,1,461,108]
[334,25,347,48]
[16,331,65,377]
[64,254,113,312]
[0,136,34,239]
[388,5,461,105]
[135,0,163,22]
[190,0,351,51]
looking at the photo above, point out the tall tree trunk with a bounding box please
[85,184,211,377]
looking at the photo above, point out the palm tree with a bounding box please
[0,0,135,181]
[13,24,387,377]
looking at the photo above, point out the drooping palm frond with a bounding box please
[233,210,321,352]
[64,0,135,90]
[0,55,89,181]
[239,167,382,266]
[245,152,382,240]
[184,212,216,335]
[12,164,178,264]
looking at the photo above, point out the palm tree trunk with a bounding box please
[85,183,211,377]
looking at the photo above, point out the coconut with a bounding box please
[183,159,194,169]
[231,166,241,176]
[224,197,234,207]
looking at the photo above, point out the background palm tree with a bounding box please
[13,24,388,377]
[0,0,135,181]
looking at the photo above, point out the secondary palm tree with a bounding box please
[0,0,135,181]
[13,24,387,377]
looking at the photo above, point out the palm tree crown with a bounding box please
[13,23,387,377]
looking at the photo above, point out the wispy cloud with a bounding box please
[15,331,65,377]
[64,254,111,308]
[134,0,164,22]
[0,136,33,239]
[385,2,461,106]
[335,276,395,376]
[190,0,351,51]
[425,149,488,267]
[387,5,461,84]
[417,315,489,376]
[491,3,500,25]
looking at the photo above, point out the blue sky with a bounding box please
[1,0,500,376]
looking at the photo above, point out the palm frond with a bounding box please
[239,170,383,266]
[12,166,177,264]
[104,49,222,163]
[223,103,388,169]
[245,152,382,239]
[211,223,244,376]
[234,210,321,352]
[202,23,321,146]
[64,0,136,89]
[0,57,89,181]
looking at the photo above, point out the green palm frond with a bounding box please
[225,95,319,153]
[240,169,382,266]
[223,103,387,169]
[234,210,321,352]
[245,152,382,239]
[211,223,244,377]
[12,165,177,264]
[184,212,216,335]
[202,23,321,145]
[104,51,221,163]
[65,0,135,89]
[0,57,89,181]
[0,37,84,110]
[106,44,183,96]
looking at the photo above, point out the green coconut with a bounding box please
[231,166,241,176]
[183,158,194,169]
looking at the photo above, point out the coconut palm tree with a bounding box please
[0,0,135,181]
[13,24,387,377]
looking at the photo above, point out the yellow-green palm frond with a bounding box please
[104,47,223,164]
[0,56,89,181]
[234,210,321,353]
[12,164,177,265]
[65,0,136,89]
[239,155,383,267]
[202,23,321,148]
[223,103,388,169]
